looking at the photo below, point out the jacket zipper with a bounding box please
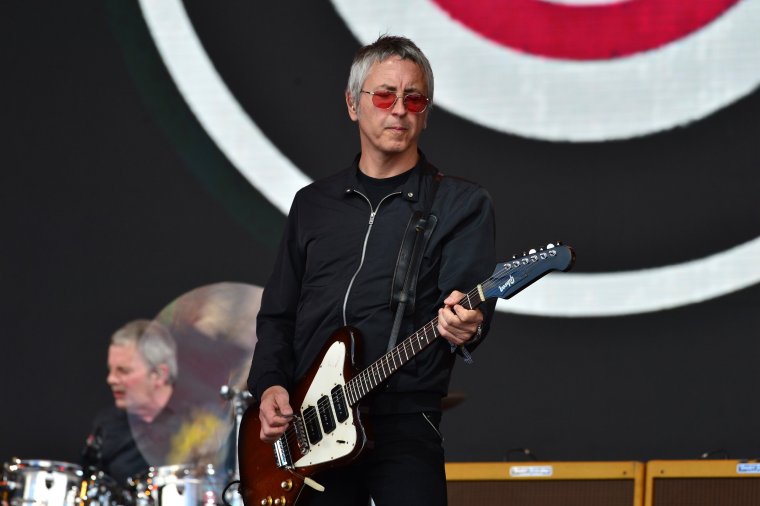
[342,190,402,326]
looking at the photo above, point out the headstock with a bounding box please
[481,243,575,300]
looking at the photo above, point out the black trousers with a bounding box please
[304,411,447,506]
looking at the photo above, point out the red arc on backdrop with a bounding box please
[433,0,740,59]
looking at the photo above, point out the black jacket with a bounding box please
[248,153,496,414]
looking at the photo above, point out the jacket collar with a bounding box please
[342,150,432,204]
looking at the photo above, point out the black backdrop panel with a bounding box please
[2,0,759,466]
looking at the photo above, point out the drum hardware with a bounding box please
[218,385,252,480]
[82,470,130,506]
[130,464,223,506]
[218,385,251,506]
[2,459,83,506]
[2,459,132,506]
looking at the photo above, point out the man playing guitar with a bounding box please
[245,35,496,506]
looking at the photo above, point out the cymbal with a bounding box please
[129,282,262,470]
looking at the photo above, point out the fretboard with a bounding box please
[343,285,484,406]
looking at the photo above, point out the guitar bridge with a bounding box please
[273,435,292,468]
[273,415,310,469]
[294,414,310,454]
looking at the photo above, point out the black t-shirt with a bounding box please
[356,168,412,209]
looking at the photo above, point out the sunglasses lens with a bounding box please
[370,91,397,109]
[404,94,428,113]
[367,91,428,112]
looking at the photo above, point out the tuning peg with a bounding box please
[528,248,537,254]
[546,243,555,249]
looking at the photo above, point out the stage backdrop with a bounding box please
[3,0,760,466]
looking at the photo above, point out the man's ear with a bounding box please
[346,92,358,122]
[154,364,171,385]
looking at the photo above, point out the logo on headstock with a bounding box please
[499,275,516,293]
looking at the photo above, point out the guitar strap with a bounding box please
[386,168,443,353]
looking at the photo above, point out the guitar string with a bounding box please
[345,254,558,403]
[345,285,480,405]
[281,267,508,440]
[275,253,560,452]
[280,301,474,448]
[277,286,490,454]
[276,313,453,447]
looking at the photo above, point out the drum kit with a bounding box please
[1,283,264,506]
[1,459,129,506]
[1,387,252,506]
[1,459,229,506]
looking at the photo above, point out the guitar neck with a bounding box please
[340,243,575,407]
[343,286,483,406]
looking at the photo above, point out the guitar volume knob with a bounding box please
[280,480,292,491]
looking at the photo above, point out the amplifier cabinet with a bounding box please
[645,460,760,506]
[446,461,644,506]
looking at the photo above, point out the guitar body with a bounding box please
[239,411,306,505]
[239,326,368,506]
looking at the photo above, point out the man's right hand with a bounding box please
[258,385,294,444]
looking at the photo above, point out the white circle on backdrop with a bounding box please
[331,0,760,141]
[137,0,760,317]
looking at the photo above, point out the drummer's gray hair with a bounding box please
[111,319,178,384]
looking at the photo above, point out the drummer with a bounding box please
[82,319,179,485]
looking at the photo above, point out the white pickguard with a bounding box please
[294,341,358,467]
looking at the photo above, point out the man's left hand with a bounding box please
[437,290,483,347]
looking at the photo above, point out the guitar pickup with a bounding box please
[331,385,349,422]
[317,395,336,434]
[303,406,323,444]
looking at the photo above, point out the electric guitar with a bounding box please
[238,243,575,506]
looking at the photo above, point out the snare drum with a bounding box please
[2,459,84,506]
[130,465,221,506]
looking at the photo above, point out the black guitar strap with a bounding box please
[386,169,443,353]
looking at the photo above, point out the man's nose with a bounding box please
[390,95,407,115]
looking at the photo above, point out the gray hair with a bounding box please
[346,35,434,111]
[111,319,178,384]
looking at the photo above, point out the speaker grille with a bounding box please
[651,478,760,506]
[447,479,635,506]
